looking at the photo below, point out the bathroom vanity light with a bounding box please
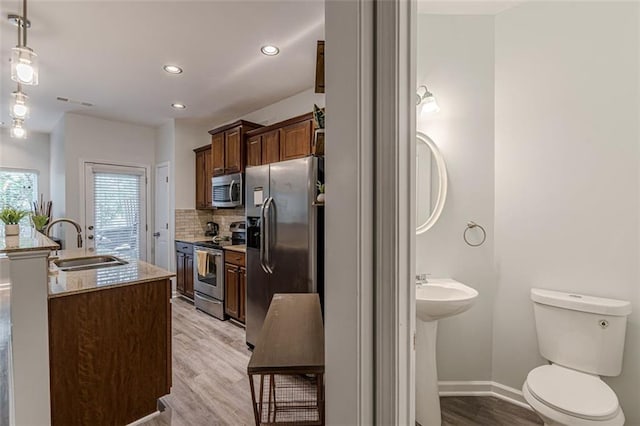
[416,85,439,114]
[10,89,29,119]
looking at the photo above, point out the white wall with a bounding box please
[174,120,210,209]
[416,14,495,381]
[239,88,325,126]
[50,117,66,220]
[494,2,640,423]
[0,129,51,202]
[155,120,176,278]
[51,113,157,249]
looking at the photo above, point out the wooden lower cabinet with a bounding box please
[48,279,172,426]
[176,242,194,299]
[224,250,246,323]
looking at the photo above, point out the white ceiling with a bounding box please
[418,1,521,15]
[0,0,325,132]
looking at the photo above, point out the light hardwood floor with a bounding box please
[146,297,542,426]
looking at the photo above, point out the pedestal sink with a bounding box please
[415,279,478,426]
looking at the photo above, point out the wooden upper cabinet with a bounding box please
[208,120,262,176]
[194,147,209,209]
[224,127,242,173]
[246,135,262,167]
[204,148,212,207]
[262,130,280,165]
[280,120,312,161]
[211,133,225,177]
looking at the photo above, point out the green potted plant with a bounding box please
[0,207,29,236]
[31,214,49,233]
[316,181,325,204]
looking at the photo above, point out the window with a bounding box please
[84,163,147,261]
[0,169,38,226]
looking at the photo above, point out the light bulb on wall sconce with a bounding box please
[10,118,27,139]
[416,85,440,114]
[10,90,29,119]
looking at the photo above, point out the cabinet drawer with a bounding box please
[225,250,245,266]
[175,242,193,254]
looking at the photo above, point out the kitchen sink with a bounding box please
[52,255,128,272]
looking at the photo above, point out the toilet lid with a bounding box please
[526,365,619,420]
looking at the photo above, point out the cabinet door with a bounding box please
[246,135,262,167]
[195,150,206,209]
[224,263,239,319]
[239,266,246,323]
[280,120,312,161]
[211,133,225,176]
[262,130,280,165]
[176,252,185,294]
[224,127,242,173]
[204,148,212,207]
[185,254,194,299]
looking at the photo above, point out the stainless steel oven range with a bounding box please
[193,245,224,319]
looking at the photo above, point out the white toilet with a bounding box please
[523,288,632,426]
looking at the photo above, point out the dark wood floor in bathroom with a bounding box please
[145,298,543,426]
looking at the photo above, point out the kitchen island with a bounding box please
[48,249,174,426]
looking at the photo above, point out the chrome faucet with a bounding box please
[46,218,83,248]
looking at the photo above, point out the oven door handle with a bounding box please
[259,200,270,273]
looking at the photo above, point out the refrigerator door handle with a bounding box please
[259,201,270,273]
[264,196,274,273]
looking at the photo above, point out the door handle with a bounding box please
[87,235,94,240]
[88,225,94,230]
[264,197,274,273]
[259,201,269,274]
[229,180,235,202]
[153,232,161,237]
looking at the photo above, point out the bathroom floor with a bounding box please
[440,396,543,425]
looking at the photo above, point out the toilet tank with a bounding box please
[531,288,632,376]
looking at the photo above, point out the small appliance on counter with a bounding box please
[205,222,219,237]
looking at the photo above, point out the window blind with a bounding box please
[0,169,38,226]
[93,172,142,260]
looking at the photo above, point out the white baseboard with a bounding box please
[438,380,532,410]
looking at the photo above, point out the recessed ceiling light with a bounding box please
[163,64,183,74]
[261,45,280,56]
[171,103,186,110]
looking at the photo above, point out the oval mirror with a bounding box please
[416,132,447,234]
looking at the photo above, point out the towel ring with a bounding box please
[463,221,486,247]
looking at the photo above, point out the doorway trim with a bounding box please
[79,158,152,261]
[154,161,172,273]
[374,0,416,424]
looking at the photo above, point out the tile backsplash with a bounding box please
[175,208,245,239]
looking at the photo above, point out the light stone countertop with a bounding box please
[0,228,59,254]
[48,249,175,299]
[224,245,246,253]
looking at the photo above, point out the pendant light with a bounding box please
[10,119,27,139]
[10,0,38,86]
[10,87,29,119]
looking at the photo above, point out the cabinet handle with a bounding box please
[213,167,224,172]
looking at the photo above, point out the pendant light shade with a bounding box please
[10,90,29,119]
[10,118,27,139]
[11,46,38,85]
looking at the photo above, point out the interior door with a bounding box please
[84,163,148,261]
[154,163,170,269]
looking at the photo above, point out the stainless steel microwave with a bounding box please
[212,173,243,208]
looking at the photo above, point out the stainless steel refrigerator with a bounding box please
[245,156,324,347]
